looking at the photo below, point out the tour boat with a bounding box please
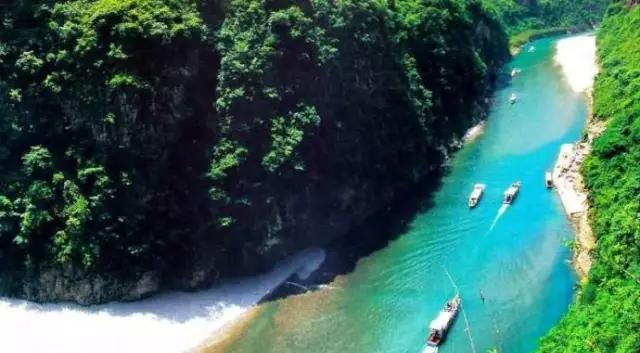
[468,184,486,208]
[545,172,553,189]
[426,294,461,347]
[503,181,521,204]
[511,68,518,78]
[509,93,517,104]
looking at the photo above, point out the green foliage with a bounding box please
[537,3,640,353]
[54,180,92,266]
[401,54,432,132]
[481,0,613,49]
[262,104,321,172]
[0,0,611,303]
[485,0,612,36]
[209,0,510,226]
[21,146,52,176]
[210,138,248,181]
[0,0,213,285]
[509,27,567,49]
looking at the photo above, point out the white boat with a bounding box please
[503,181,521,204]
[511,69,518,78]
[509,93,517,104]
[468,184,486,208]
[545,172,553,188]
[426,295,460,347]
[528,46,536,53]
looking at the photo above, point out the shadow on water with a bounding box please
[262,68,514,303]
[262,168,446,302]
[494,72,514,91]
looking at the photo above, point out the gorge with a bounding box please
[3,1,638,353]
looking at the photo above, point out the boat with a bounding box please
[503,181,521,204]
[545,171,553,189]
[511,68,519,78]
[509,93,517,104]
[528,45,536,53]
[468,184,486,208]
[426,294,461,347]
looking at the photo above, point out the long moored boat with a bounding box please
[468,184,486,208]
[425,294,460,348]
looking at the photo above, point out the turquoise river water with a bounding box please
[221,36,590,353]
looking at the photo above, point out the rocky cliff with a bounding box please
[0,0,511,303]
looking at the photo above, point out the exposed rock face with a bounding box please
[21,268,160,305]
[0,0,508,305]
[203,1,510,284]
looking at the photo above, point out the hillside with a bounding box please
[0,0,509,303]
[538,2,640,352]
[489,0,610,34]
[484,0,612,47]
[0,0,610,304]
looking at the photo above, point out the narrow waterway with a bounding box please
[214,36,593,353]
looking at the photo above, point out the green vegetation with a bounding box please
[0,0,214,297]
[0,0,612,303]
[483,0,613,48]
[487,0,610,34]
[0,0,511,301]
[537,3,640,352]
[508,27,567,50]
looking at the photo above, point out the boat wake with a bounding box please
[421,345,438,353]
[488,204,509,233]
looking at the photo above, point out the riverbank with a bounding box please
[510,27,569,55]
[551,34,600,278]
[462,120,486,144]
[204,35,587,353]
[0,248,325,353]
[189,306,266,353]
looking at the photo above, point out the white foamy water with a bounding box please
[555,35,598,93]
[488,204,509,233]
[0,248,325,353]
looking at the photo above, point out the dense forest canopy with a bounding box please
[487,0,609,34]
[0,0,611,304]
[0,0,511,302]
[537,3,640,352]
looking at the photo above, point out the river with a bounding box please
[0,35,595,353]
[209,35,594,353]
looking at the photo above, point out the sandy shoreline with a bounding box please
[555,35,598,93]
[462,120,486,144]
[0,248,325,353]
[551,34,601,278]
[551,105,601,278]
[190,305,266,353]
